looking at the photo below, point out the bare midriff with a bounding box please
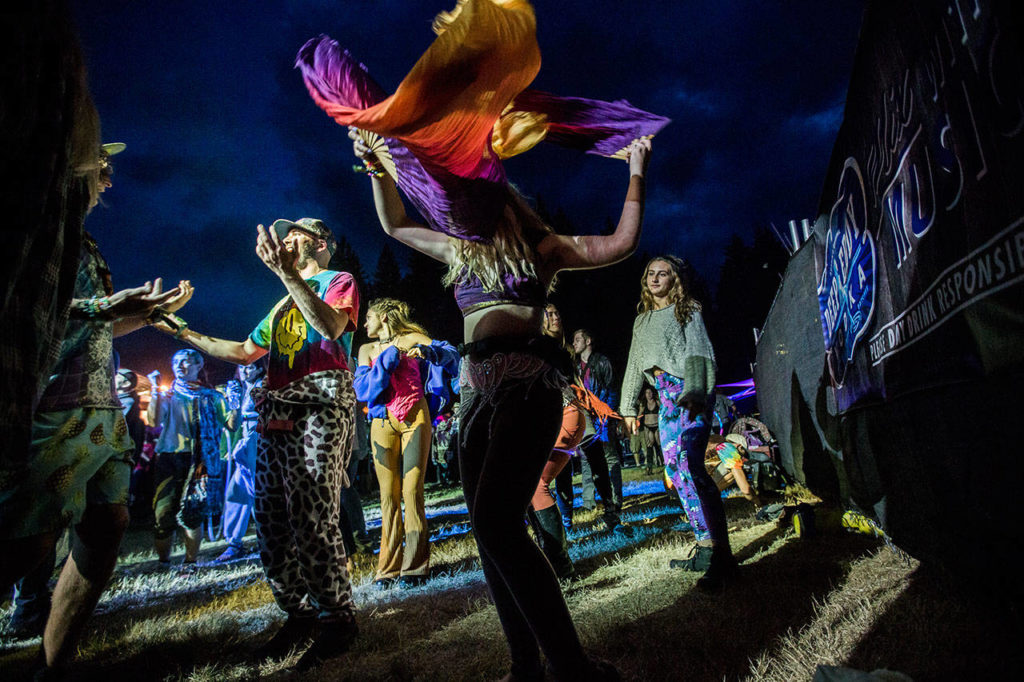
[463,303,544,342]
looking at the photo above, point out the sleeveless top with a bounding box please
[452,269,547,316]
[375,353,424,422]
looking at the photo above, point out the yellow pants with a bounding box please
[371,397,431,579]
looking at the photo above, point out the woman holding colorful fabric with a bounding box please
[353,299,458,589]
[619,256,738,591]
[297,1,665,678]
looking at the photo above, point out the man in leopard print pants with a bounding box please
[151,218,360,671]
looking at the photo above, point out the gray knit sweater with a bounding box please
[619,306,717,417]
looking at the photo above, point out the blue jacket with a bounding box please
[353,341,460,421]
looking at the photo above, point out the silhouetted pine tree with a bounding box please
[370,244,403,302]
[328,234,368,290]
[710,229,787,381]
[402,250,461,344]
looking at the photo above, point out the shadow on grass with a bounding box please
[594,532,882,681]
[844,564,1024,680]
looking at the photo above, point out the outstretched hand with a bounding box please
[255,223,298,279]
[161,280,194,313]
[627,138,652,178]
[105,279,180,320]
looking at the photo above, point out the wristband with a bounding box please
[352,162,386,179]
[80,296,112,318]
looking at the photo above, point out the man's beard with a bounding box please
[294,242,318,270]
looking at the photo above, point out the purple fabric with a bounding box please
[509,89,670,157]
[297,36,505,241]
[295,35,669,242]
[452,269,547,315]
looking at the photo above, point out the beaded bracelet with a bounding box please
[352,163,386,179]
[78,296,112,318]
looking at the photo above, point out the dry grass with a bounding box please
[3,468,1021,681]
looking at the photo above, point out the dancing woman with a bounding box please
[353,298,458,589]
[353,134,648,681]
[619,256,737,591]
[297,2,665,677]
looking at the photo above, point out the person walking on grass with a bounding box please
[147,349,237,572]
[620,255,738,591]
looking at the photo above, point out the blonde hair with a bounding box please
[442,187,553,292]
[69,70,104,211]
[638,255,701,326]
[369,298,429,337]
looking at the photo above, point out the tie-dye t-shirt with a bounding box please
[249,270,359,390]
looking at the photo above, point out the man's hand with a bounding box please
[255,223,298,279]
[161,280,194,313]
[104,279,180,320]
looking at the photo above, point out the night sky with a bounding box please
[72,1,864,380]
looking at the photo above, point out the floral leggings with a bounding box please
[656,373,729,545]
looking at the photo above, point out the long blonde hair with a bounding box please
[369,298,429,337]
[442,187,553,292]
[638,255,701,326]
[69,71,104,211]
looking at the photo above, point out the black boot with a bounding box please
[291,612,359,672]
[530,506,576,580]
[696,546,739,592]
[255,615,316,660]
[669,544,713,571]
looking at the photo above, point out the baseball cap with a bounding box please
[101,142,126,156]
[270,217,337,256]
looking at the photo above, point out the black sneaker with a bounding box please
[372,578,396,591]
[696,549,740,592]
[669,545,713,571]
[602,510,621,532]
[291,614,358,672]
[255,615,316,660]
[176,561,199,578]
[397,575,428,589]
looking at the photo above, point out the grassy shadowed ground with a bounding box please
[2,467,1021,681]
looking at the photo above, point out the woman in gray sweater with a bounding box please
[620,255,737,590]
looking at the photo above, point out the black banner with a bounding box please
[816,0,1024,410]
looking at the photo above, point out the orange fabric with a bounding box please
[305,0,541,180]
[570,384,621,424]
[554,402,586,451]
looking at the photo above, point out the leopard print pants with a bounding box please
[253,370,355,618]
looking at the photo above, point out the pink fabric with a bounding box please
[378,354,424,422]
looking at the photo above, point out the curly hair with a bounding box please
[637,255,701,325]
[368,298,429,337]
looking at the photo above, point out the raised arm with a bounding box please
[256,224,352,340]
[350,127,454,264]
[538,138,652,272]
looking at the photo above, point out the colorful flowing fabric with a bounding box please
[295,0,669,241]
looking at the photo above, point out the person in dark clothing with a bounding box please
[572,329,624,530]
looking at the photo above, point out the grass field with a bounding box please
[2,467,1020,681]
